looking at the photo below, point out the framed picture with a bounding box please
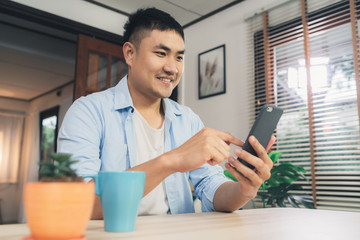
[198,44,226,99]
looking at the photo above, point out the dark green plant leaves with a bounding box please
[261,162,308,190]
[290,195,315,209]
[259,183,314,209]
[39,153,78,178]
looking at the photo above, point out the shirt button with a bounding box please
[131,108,134,113]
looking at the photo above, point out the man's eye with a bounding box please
[156,52,166,56]
[177,56,184,61]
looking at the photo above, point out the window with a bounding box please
[39,106,59,164]
[252,0,360,211]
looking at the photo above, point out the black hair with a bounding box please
[123,8,184,47]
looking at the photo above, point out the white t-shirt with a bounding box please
[132,109,169,215]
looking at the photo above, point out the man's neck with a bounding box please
[135,100,164,130]
[129,87,164,129]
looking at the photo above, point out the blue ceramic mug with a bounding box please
[85,171,145,232]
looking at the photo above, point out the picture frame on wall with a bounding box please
[198,44,226,99]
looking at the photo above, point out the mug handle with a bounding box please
[83,175,99,195]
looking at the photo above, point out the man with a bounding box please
[58,8,275,218]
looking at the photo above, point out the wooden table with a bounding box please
[1,208,359,240]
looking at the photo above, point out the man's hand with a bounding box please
[226,135,275,199]
[214,135,276,212]
[167,127,243,173]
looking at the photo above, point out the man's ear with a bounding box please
[123,42,135,66]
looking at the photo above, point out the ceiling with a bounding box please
[0,0,242,101]
[92,0,241,27]
[0,12,77,101]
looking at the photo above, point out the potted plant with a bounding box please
[24,153,95,240]
[224,152,314,209]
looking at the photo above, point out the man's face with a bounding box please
[125,29,185,101]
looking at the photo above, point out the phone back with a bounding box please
[242,105,283,157]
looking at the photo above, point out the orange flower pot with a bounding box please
[24,182,95,240]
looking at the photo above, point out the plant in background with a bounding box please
[224,152,314,209]
[39,152,82,182]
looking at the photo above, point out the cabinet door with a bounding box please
[74,34,127,100]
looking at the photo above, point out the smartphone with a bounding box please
[238,104,283,169]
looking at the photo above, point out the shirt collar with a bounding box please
[114,75,134,110]
[114,75,183,118]
[163,98,182,120]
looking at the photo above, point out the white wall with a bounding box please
[0,99,29,113]
[182,0,283,154]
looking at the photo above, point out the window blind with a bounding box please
[249,0,360,211]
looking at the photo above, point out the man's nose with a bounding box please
[163,59,178,75]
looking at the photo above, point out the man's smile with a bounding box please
[156,76,175,83]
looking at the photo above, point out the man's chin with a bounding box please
[158,89,174,99]
[156,85,177,99]
[162,93,172,99]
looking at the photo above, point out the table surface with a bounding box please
[1,208,359,240]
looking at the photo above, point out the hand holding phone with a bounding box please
[238,105,283,170]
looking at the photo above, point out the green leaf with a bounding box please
[267,177,280,187]
[273,176,293,184]
[39,167,53,177]
[250,199,257,209]
[259,182,268,190]
[287,195,300,208]
[285,184,303,191]
[277,197,286,207]
[268,152,282,164]
[51,152,72,163]
[68,160,79,165]
[224,170,238,182]
[267,197,276,206]
[292,195,315,209]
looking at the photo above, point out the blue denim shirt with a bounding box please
[58,76,230,214]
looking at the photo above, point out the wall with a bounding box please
[0,99,29,113]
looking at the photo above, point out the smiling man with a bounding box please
[58,8,275,218]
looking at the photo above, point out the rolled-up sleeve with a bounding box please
[190,164,231,212]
